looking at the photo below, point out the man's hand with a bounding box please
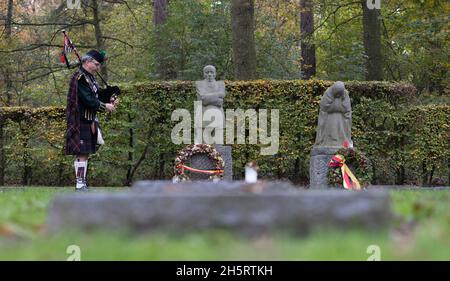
[105,103,116,113]
[111,97,119,107]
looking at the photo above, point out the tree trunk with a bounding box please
[422,161,428,186]
[20,122,32,186]
[395,135,405,185]
[5,0,13,37]
[429,165,435,186]
[448,157,450,186]
[0,0,13,183]
[231,0,257,80]
[4,0,14,105]
[300,0,316,79]
[153,0,176,80]
[0,123,4,186]
[154,0,169,25]
[126,113,134,185]
[92,0,108,83]
[361,0,382,80]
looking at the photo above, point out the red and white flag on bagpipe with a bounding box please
[59,30,116,90]
[60,30,81,68]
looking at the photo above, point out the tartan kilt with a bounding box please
[78,119,98,155]
[65,119,99,156]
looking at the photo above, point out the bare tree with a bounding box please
[231,0,257,80]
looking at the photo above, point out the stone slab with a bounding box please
[188,145,232,180]
[132,180,297,194]
[47,185,392,236]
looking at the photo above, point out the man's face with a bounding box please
[84,59,101,74]
[204,68,216,82]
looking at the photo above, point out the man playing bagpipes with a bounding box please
[62,31,120,191]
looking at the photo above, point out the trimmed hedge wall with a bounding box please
[0,80,448,186]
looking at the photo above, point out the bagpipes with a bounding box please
[61,30,120,103]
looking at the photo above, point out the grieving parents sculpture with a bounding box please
[195,65,226,109]
[192,65,232,180]
[314,81,353,148]
[310,81,354,188]
[195,65,226,144]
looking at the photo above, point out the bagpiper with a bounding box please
[64,50,119,191]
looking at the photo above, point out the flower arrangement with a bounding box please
[173,144,224,182]
[327,146,373,190]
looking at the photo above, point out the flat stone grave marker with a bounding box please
[47,181,392,236]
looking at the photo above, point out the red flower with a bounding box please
[343,140,349,148]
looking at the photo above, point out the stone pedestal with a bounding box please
[216,145,232,180]
[309,146,340,189]
[189,145,232,181]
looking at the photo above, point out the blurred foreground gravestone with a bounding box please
[47,181,392,236]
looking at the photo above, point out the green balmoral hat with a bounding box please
[86,50,107,64]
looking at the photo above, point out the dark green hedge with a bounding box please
[0,80,448,186]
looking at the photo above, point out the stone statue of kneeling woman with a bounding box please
[314,81,353,148]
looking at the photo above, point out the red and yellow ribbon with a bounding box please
[328,154,361,190]
[176,164,223,175]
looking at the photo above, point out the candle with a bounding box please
[245,166,258,183]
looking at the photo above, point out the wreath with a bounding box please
[173,144,224,182]
[327,147,373,190]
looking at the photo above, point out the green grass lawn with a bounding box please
[0,187,449,260]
